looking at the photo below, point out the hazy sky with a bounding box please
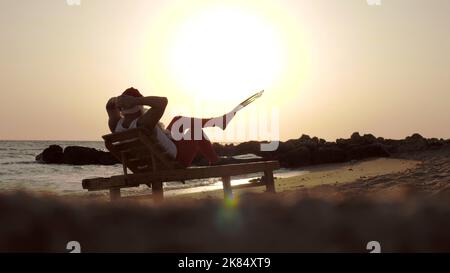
[1,0,449,141]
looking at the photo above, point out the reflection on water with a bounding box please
[165,169,308,196]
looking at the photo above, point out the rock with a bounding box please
[63,146,117,165]
[348,132,377,145]
[312,137,319,145]
[258,140,295,160]
[362,134,377,144]
[350,132,361,141]
[427,138,444,150]
[346,144,390,160]
[297,134,318,149]
[278,146,311,167]
[398,133,428,153]
[299,134,311,141]
[36,145,118,165]
[98,152,120,165]
[407,133,424,140]
[312,146,347,164]
[234,141,261,156]
[35,145,64,164]
[336,138,350,147]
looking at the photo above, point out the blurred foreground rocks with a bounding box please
[1,190,450,252]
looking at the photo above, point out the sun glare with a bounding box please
[143,0,308,111]
[166,6,284,101]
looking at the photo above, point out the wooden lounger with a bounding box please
[82,128,280,201]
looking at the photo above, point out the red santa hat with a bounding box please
[120,87,144,115]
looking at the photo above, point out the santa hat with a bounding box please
[120,87,144,114]
[122,87,143,98]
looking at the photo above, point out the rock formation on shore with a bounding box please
[213,132,449,168]
[35,132,449,167]
[35,145,118,165]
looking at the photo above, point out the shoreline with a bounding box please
[164,157,419,201]
[2,157,418,201]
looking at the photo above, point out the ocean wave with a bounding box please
[1,161,37,165]
[0,148,18,151]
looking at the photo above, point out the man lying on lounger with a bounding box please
[106,87,263,167]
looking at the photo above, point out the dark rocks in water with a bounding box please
[35,145,64,164]
[63,146,118,165]
[36,145,118,165]
[63,146,97,165]
[97,151,119,165]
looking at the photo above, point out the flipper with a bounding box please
[232,90,264,112]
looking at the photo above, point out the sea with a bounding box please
[0,141,307,197]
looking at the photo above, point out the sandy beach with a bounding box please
[169,157,419,201]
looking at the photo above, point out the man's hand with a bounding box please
[106,97,121,133]
[116,95,138,110]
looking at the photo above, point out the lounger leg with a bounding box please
[222,176,233,199]
[152,181,164,202]
[110,188,121,201]
[264,170,276,193]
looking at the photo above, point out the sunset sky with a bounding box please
[1,0,449,141]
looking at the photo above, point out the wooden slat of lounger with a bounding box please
[105,140,152,173]
[122,148,176,172]
[113,139,145,152]
[103,128,183,170]
[120,145,174,164]
[122,156,153,173]
[82,161,280,190]
[137,132,177,169]
[120,148,150,162]
[113,151,154,173]
[103,129,142,143]
[83,177,140,189]
[104,141,123,163]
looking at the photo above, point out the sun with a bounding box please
[165,6,285,102]
[143,0,308,112]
